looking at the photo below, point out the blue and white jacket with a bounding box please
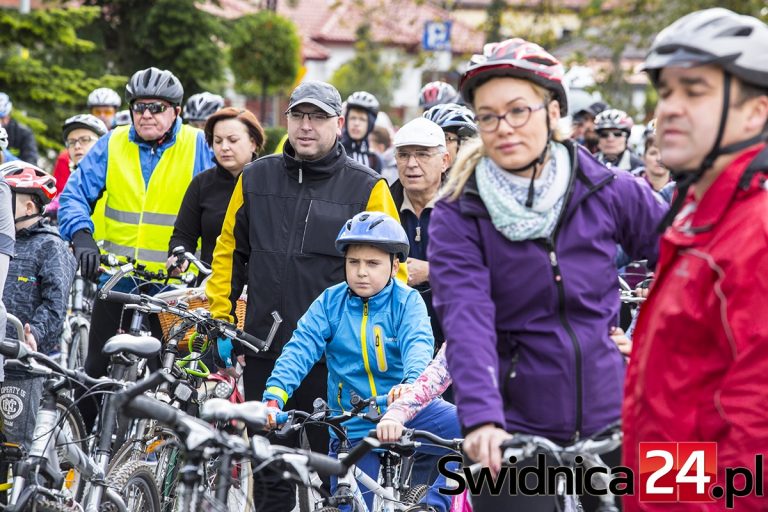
[264,278,435,439]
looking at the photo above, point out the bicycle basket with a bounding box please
[154,286,248,350]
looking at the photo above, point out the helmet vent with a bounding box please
[718,26,753,37]
[368,218,385,230]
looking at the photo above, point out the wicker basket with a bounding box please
[155,286,248,349]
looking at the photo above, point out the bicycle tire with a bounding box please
[68,324,88,371]
[312,508,342,512]
[400,483,428,505]
[55,394,87,503]
[105,460,162,512]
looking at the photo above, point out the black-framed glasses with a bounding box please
[395,150,440,164]
[598,130,627,139]
[475,104,546,133]
[286,110,335,123]
[65,135,98,148]
[131,102,170,115]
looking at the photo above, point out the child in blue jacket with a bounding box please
[262,211,458,512]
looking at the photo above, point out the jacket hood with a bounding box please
[282,139,349,181]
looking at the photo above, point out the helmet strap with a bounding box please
[658,72,767,232]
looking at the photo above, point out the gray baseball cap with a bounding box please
[287,81,342,116]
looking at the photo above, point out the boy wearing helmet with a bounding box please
[341,91,383,173]
[623,9,768,511]
[258,211,457,512]
[0,162,76,449]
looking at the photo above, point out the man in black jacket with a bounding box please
[0,93,39,164]
[206,80,405,512]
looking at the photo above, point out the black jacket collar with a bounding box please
[283,140,348,182]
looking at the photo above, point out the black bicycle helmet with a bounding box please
[346,91,380,117]
[125,67,184,106]
[184,92,225,122]
[423,103,478,138]
[62,114,108,142]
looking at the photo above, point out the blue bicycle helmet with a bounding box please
[335,212,409,262]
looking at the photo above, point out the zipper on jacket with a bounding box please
[281,163,307,333]
[360,301,379,399]
[374,326,387,372]
[337,382,344,412]
[547,241,583,442]
[415,226,421,242]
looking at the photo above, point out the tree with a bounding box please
[0,7,124,156]
[227,11,301,122]
[81,0,226,96]
[578,0,767,113]
[330,24,400,108]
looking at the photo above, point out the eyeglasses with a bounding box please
[91,107,116,117]
[475,104,546,133]
[598,130,626,139]
[131,102,170,115]
[445,135,459,144]
[65,135,98,148]
[395,150,440,163]
[286,110,335,123]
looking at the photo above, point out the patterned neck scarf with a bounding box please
[476,142,570,241]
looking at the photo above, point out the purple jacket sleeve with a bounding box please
[609,168,668,267]
[428,198,505,431]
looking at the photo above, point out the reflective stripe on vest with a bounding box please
[103,124,198,273]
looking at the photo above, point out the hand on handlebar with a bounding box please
[376,417,405,443]
[72,229,101,282]
[213,335,244,378]
[464,424,513,477]
[165,255,189,276]
[265,399,282,430]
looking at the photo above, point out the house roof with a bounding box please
[197,0,485,60]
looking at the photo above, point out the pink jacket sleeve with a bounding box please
[383,343,452,424]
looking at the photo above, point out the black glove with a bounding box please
[71,229,101,282]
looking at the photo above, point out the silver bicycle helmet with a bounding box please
[419,82,458,110]
[0,93,11,117]
[87,88,122,109]
[643,7,768,88]
[125,67,184,106]
[594,109,634,133]
[184,92,225,122]
[62,114,108,141]
[346,91,380,116]
[0,126,7,152]
[422,103,478,137]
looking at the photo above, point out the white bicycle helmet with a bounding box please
[87,88,122,109]
[0,126,7,151]
[184,92,225,122]
[63,114,108,141]
[0,93,11,117]
[346,91,380,116]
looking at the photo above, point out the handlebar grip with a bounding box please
[123,394,180,426]
[236,330,267,351]
[0,340,21,359]
[306,452,347,477]
[275,412,290,425]
[343,437,380,469]
[99,290,143,305]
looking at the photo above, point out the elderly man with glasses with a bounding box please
[58,67,214,430]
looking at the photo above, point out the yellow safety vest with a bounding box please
[101,124,197,274]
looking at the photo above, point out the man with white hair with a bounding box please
[390,117,450,350]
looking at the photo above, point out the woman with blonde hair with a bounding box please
[428,38,667,510]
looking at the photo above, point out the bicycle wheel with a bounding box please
[55,395,87,502]
[400,484,428,505]
[68,325,89,370]
[224,458,253,512]
[32,497,81,512]
[105,460,162,512]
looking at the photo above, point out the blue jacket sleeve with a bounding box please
[194,130,214,176]
[396,290,435,384]
[58,133,112,241]
[263,292,332,407]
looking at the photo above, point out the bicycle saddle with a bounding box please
[102,334,162,358]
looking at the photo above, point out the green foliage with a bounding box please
[330,25,399,108]
[227,11,301,97]
[0,7,124,158]
[262,127,288,156]
[82,0,226,96]
[580,0,767,116]
[484,0,505,43]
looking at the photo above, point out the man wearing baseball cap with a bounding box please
[389,117,450,351]
[206,80,404,511]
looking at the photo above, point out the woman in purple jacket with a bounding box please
[428,39,667,510]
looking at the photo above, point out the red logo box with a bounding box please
[639,442,717,503]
